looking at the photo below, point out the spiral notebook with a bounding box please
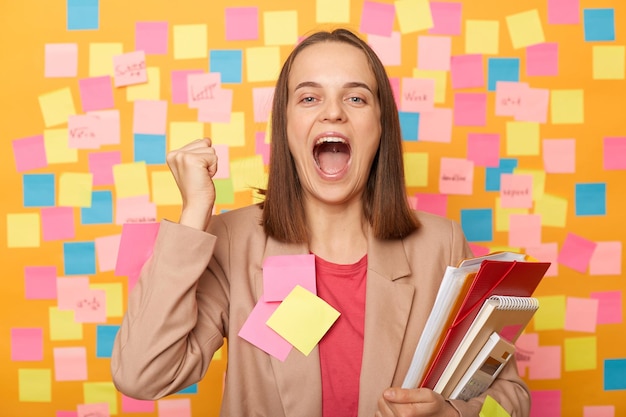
[433,295,540,398]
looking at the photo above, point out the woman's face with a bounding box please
[286,41,382,208]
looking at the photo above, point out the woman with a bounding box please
[111,28,531,417]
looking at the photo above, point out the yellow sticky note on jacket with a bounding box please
[480,395,511,417]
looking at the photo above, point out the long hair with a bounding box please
[261,28,420,243]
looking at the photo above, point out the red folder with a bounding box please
[420,259,550,390]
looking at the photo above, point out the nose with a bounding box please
[320,98,345,122]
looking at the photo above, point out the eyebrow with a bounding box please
[294,81,374,94]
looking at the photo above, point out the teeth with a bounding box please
[315,137,346,146]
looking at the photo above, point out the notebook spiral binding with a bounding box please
[489,295,539,311]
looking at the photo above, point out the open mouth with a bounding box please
[313,137,351,176]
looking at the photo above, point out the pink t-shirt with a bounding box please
[315,254,367,417]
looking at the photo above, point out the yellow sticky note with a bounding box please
[534,193,567,227]
[89,43,123,77]
[113,161,150,199]
[91,283,123,317]
[83,382,119,414]
[395,0,433,34]
[506,121,540,156]
[266,285,340,356]
[412,69,447,103]
[513,168,546,200]
[59,172,93,208]
[211,112,246,147]
[173,24,208,60]
[214,179,235,205]
[246,47,281,83]
[593,45,625,80]
[466,20,500,55]
[551,90,584,124]
[505,9,545,49]
[44,128,78,164]
[19,369,51,402]
[564,336,597,371]
[151,171,183,206]
[264,11,298,46]
[404,152,429,187]
[316,0,349,23]
[126,67,160,101]
[38,88,76,128]
[265,114,272,144]
[230,155,267,192]
[169,121,204,151]
[49,307,83,340]
[7,213,40,248]
[534,295,566,331]
[494,198,528,232]
[480,395,511,417]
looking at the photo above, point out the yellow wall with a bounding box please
[1,0,625,416]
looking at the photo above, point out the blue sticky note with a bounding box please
[96,325,120,358]
[604,358,626,390]
[485,158,518,191]
[575,183,606,216]
[63,241,96,275]
[210,50,243,84]
[399,111,420,141]
[67,0,99,30]
[584,9,615,42]
[23,174,56,207]
[460,209,493,242]
[487,58,520,91]
[134,133,166,165]
[81,190,113,224]
[177,384,198,394]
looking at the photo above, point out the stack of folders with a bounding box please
[401,252,550,400]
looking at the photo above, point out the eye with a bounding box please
[301,96,316,103]
[347,96,365,104]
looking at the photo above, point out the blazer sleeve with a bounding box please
[110,219,228,400]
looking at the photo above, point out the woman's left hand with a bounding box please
[375,387,459,417]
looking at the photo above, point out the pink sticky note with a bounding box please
[74,289,107,323]
[252,87,275,123]
[135,21,168,55]
[11,328,43,361]
[548,0,580,24]
[89,151,121,186]
[515,332,539,376]
[418,36,451,71]
[453,93,486,126]
[589,241,622,276]
[515,87,549,123]
[197,88,233,123]
[360,1,395,36]
[45,43,78,78]
[530,390,561,417]
[213,144,230,179]
[529,345,561,380]
[414,193,448,217]
[263,254,316,302]
[469,243,490,257]
[238,296,292,361]
[508,214,541,248]
[114,50,148,87]
[450,54,484,89]
[495,81,528,117]
[565,297,598,332]
[171,69,204,104]
[53,347,88,381]
[115,195,157,225]
[590,291,622,324]
[122,395,155,412]
[543,139,575,173]
[68,114,104,149]
[467,133,500,167]
[95,234,122,272]
[401,78,435,112]
[115,222,160,289]
[41,207,76,241]
[526,43,558,76]
[79,76,114,112]
[389,77,401,108]
[418,108,452,143]
[225,7,258,41]
[557,233,597,274]
[133,100,167,135]
[525,242,559,277]
[255,132,270,165]
[12,134,47,172]
[439,157,474,195]
[77,403,109,417]
[57,277,90,310]
[500,173,533,208]
[187,72,222,109]
[157,398,191,417]
[583,405,615,417]
[25,266,58,300]
[368,32,402,66]
[57,412,78,417]
[429,2,462,35]
[603,137,626,170]
[88,109,121,145]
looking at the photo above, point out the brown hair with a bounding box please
[261,28,420,243]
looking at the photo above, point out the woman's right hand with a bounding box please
[166,138,218,231]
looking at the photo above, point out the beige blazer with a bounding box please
[111,204,531,417]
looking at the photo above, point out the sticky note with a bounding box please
[96,325,120,358]
[413,69,447,103]
[263,254,316,302]
[603,137,626,170]
[7,213,40,248]
[487,58,520,91]
[360,1,395,36]
[211,112,246,146]
[403,152,428,187]
[197,88,233,123]
[81,190,113,224]
[500,174,533,208]
[583,405,616,417]
[494,81,527,117]
[44,128,78,164]
[171,69,203,104]
[38,87,76,128]
[68,114,104,149]
[494,198,528,232]
[418,36,451,71]
[133,100,167,134]
[115,222,160,288]
[439,157,474,195]
[565,336,596,371]
[245,46,281,83]
[79,76,114,112]
[63,242,96,275]
[83,382,118,414]
[210,50,243,84]
[168,121,204,151]
[135,21,168,55]
[527,43,559,76]
[418,108,452,143]
[505,121,540,156]
[113,51,147,88]
[368,32,402,66]
[467,133,500,167]
[583,8,615,42]
[42,207,75,241]
[395,0,433,34]
[429,2,462,35]
[225,7,258,40]
[401,78,435,112]
[263,11,298,46]
[530,391,561,417]
[460,209,493,242]
[591,290,622,324]
[59,172,93,208]
[399,112,419,141]
[157,398,190,417]
[548,0,579,24]
[77,403,109,417]
[67,0,99,30]
[88,43,123,77]
[528,345,561,380]
[173,24,208,59]
[18,368,51,402]
[49,307,83,340]
[122,394,155,412]
[12,135,47,172]
[575,183,606,216]
[485,158,517,191]
[316,0,349,23]
[91,283,123,318]
[214,179,233,205]
[535,295,566,330]
[558,233,597,273]
[266,285,340,356]
[113,161,149,198]
[230,155,266,192]
[450,54,484,89]
[115,195,157,225]
[256,132,271,165]
[11,328,43,361]
[525,242,559,276]
[604,358,626,390]
[565,297,598,332]
[465,20,499,55]
[88,109,121,145]
[589,242,622,276]
[542,139,575,173]
[151,171,183,206]
[94,234,121,272]
[25,266,58,299]
[454,93,486,126]
[479,395,511,417]
[89,151,120,186]
[534,193,567,227]
[551,89,584,124]
[505,9,545,49]
[45,43,78,77]
[414,193,447,217]
[238,296,292,361]
[23,174,55,207]
[593,45,625,80]
[53,347,87,381]
[134,134,166,165]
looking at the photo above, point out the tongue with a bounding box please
[318,149,349,175]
